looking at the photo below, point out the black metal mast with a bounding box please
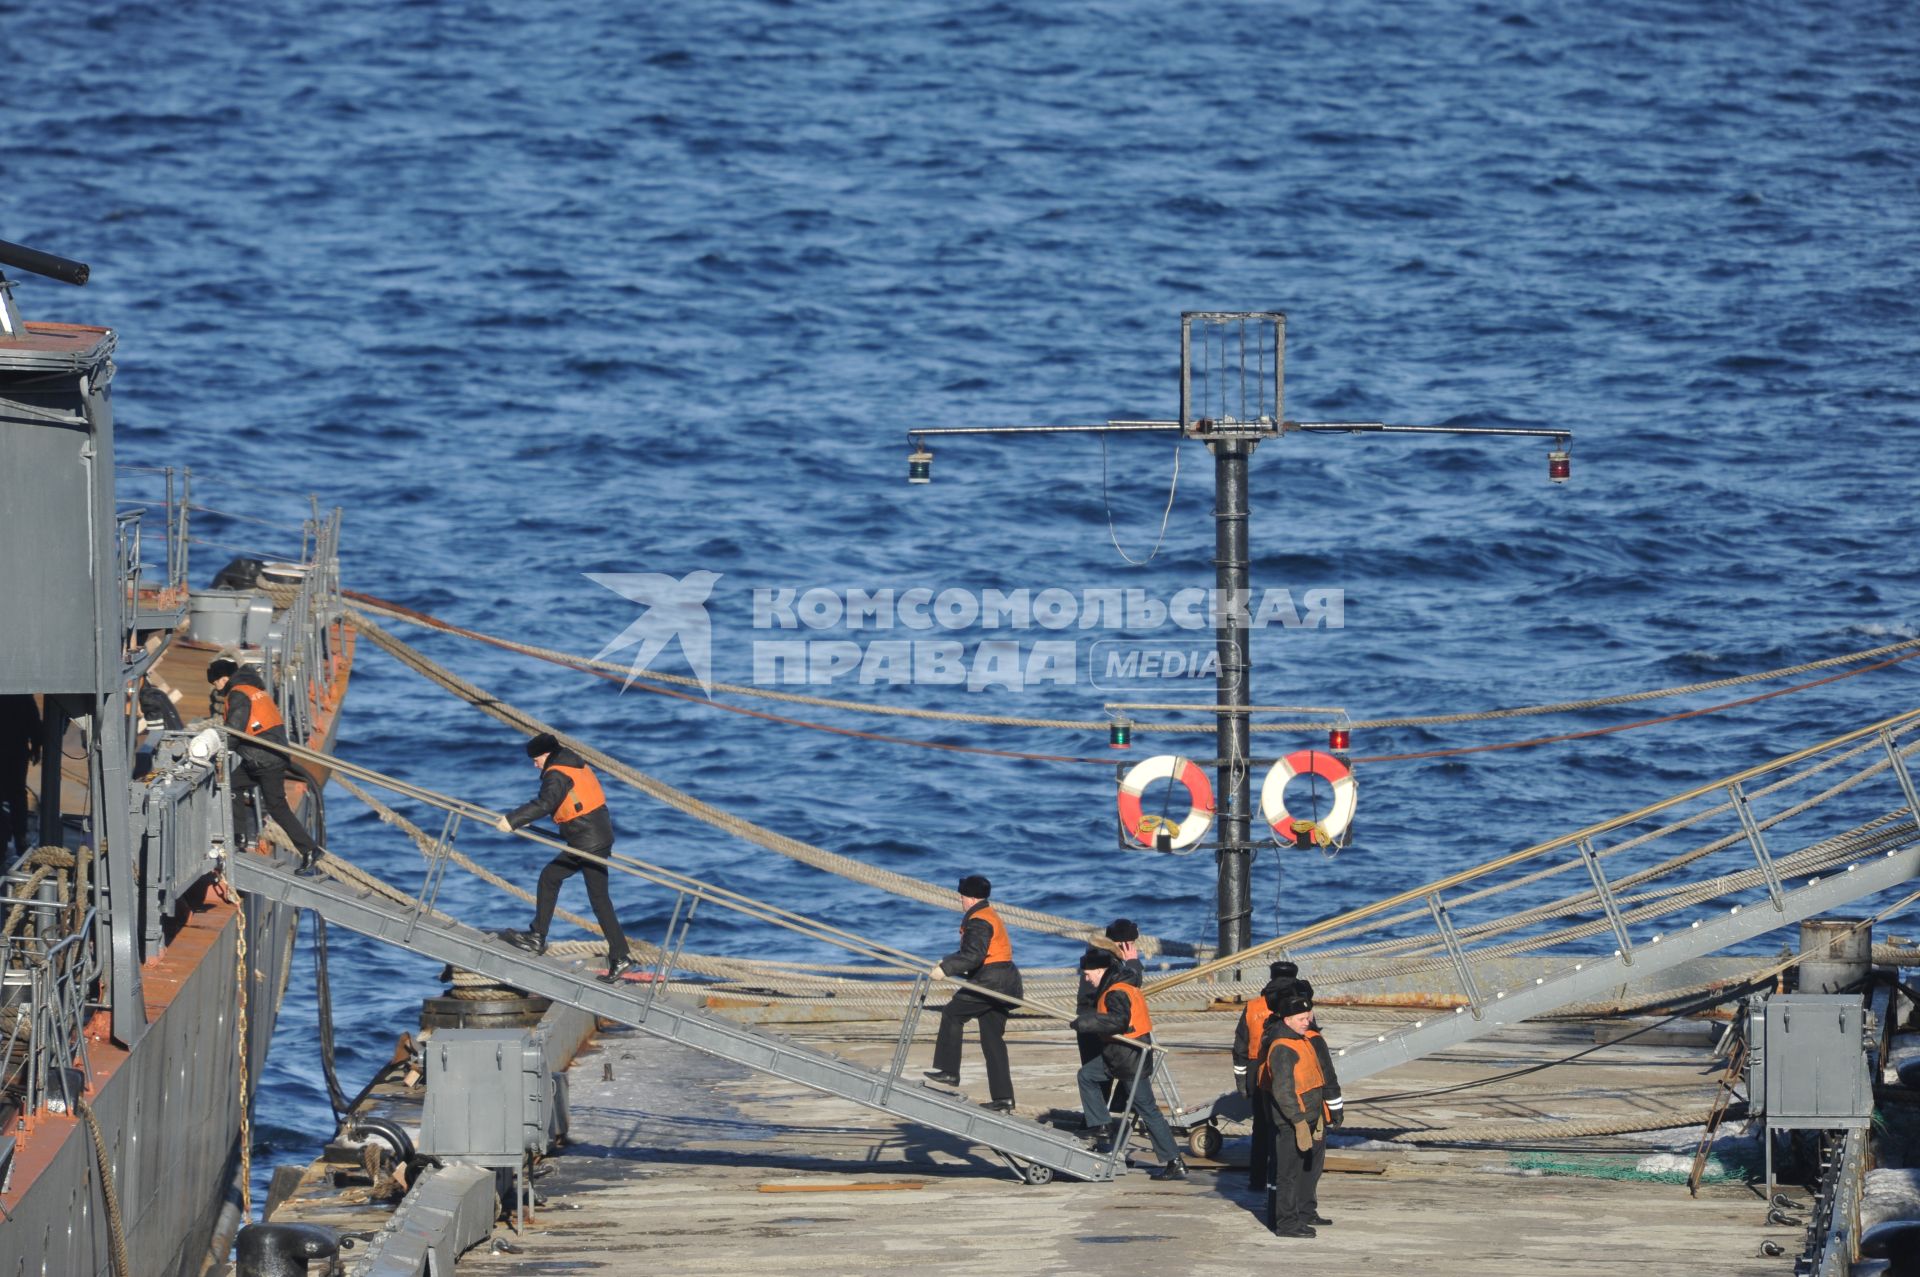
[906,310,1571,961]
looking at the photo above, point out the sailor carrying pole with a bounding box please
[903,311,1573,963]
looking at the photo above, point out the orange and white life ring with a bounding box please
[1259,750,1356,847]
[1117,755,1216,851]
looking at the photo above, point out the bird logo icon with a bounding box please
[587,570,722,697]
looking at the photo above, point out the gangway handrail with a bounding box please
[1150,705,1920,995]
[226,853,1119,1183]
[222,727,1153,1050]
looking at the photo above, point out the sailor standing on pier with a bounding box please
[924,874,1023,1112]
[496,732,639,984]
[1261,990,1340,1237]
[1234,959,1300,1193]
[209,658,325,876]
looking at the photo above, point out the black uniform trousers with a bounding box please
[1303,1134,1327,1216]
[1247,1093,1274,1191]
[1266,1120,1320,1233]
[232,756,321,856]
[530,851,631,966]
[933,988,1015,1104]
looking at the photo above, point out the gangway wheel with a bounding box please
[1186,1122,1222,1160]
[1021,1163,1054,1186]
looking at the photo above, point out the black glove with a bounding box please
[1329,1106,1344,1128]
[1234,1069,1250,1099]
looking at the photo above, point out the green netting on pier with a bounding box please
[1506,1147,1760,1184]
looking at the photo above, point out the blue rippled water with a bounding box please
[6,0,1918,1198]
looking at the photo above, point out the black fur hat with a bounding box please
[958,874,991,899]
[526,732,560,759]
[1079,947,1114,971]
[206,658,238,684]
[1105,918,1139,943]
[1269,960,1299,980]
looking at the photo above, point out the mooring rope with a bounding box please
[75,1097,131,1277]
[341,610,1190,957]
[346,590,1920,734]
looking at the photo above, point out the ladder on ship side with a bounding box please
[225,852,1115,1184]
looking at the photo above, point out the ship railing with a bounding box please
[0,906,99,1126]
[114,464,191,627]
[260,506,343,746]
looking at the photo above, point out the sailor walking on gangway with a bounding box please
[924,874,1023,1112]
[209,658,326,876]
[495,732,639,984]
[1071,946,1189,1181]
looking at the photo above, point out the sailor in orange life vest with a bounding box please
[1260,989,1343,1237]
[207,658,325,876]
[1233,959,1300,1194]
[1076,919,1145,1087]
[923,874,1024,1111]
[1071,947,1190,1181]
[493,733,639,984]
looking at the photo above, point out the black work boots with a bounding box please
[598,957,641,984]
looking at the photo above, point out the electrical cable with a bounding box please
[312,912,350,1122]
[1099,432,1182,565]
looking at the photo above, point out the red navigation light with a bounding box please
[1328,727,1351,752]
[1548,448,1571,483]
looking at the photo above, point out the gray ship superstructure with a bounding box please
[0,240,353,1276]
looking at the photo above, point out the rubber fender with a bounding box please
[235,1222,339,1277]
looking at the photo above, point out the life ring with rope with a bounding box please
[1117,755,1216,851]
[1259,749,1357,847]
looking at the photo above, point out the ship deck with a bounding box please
[277,1006,1784,1276]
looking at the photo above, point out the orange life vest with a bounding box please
[1266,1034,1326,1117]
[966,904,1014,966]
[230,683,283,736]
[1244,998,1274,1083]
[1097,982,1154,1039]
[548,762,607,824]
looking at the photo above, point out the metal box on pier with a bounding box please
[419,1028,562,1164]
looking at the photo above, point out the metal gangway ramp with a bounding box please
[1172,709,1920,1128]
[222,748,1124,1186]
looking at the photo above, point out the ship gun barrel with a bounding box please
[0,238,90,286]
